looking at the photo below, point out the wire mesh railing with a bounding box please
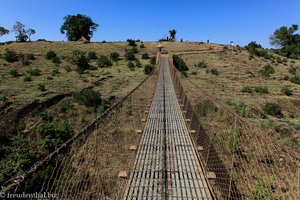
[1,53,161,199]
[168,54,300,199]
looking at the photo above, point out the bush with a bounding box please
[260,64,275,78]
[173,54,188,73]
[195,99,217,116]
[52,69,60,76]
[290,76,300,84]
[23,75,32,82]
[51,56,61,65]
[254,86,269,94]
[9,69,21,77]
[127,39,136,46]
[26,53,36,60]
[36,121,73,151]
[59,99,72,112]
[110,52,120,62]
[140,43,145,48]
[281,86,293,96]
[27,69,41,76]
[227,101,252,117]
[127,61,135,70]
[144,64,153,75]
[149,56,156,65]
[197,60,208,68]
[22,57,31,66]
[72,50,90,74]
[73,88,102,107]
[289,67,297,75]
[87,51,97,60]
[45,50,57,60]
[97,55,112,68]
[241,86,253,94]
[125,50,136,61]
[210,68,219,76]
[131,47,139,54]
[3,49,19,62]
[64,66,72,72]
[37,83,46,92]
[263,103,283,117]
[142,53,150,59]
[191,71,197,75]
[135,59,142,68]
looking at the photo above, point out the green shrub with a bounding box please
[59,99,72,112]
[45,50,57,60]
[110,52,120,62]
[210,68,219,76]
[263,103,283,117]
[289,67,297,75]
[241,86,253,93]
[195,99,217,116]
[64,66,72,72]
[290,76,300,84]
[260,64,275,78]
[87,51,97,60]
[9,69,21,77]
[51,56,61,65]
[37,83,46,92]
[72,50,90,74]
[3,49,19,62]
[97,55,112,68]
[149,56,156,65]
[173,54,188,73]
[142,53,150,59]
[127,39,136,46]
[191,71,197,75]
[251,176,275,200]
[26,69,41,76]
[197,60,208,68]
[281,86,293,96]
[140,43,145,48]
[52,69,60,76]
[135,59,142,68]
[36,121,73,151]
[227,101,252,117]
[131,47,139,54]
[73,88,102,107]
[47,76,53,80]
[127,61,135,70]
[254,86,269,94]
[26,53,36,60]
[23,75,32,82]
[144,64,153,75]
[125,50,136,61]
[22,57,31,66]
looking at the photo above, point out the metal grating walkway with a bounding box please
[123,57,213,199]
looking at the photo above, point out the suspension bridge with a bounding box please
[1,53,299,199]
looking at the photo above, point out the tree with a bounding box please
[270,24,299,48]
[169,29,177,41]
[0,26,9,37]
[27,28,36,41]
[12,22,35,42]
[60,14,99,41]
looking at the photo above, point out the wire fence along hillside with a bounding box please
[168,55,300,199]
[1,54,161,199]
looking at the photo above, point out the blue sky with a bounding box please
[0,0,300,47]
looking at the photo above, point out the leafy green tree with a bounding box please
[60,14,99,41]
[27,28,36,41]
[169,29,177,41]
[0,26,9,37]
[12,22,35,42]
[270,24,299,48]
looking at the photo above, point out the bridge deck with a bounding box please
[123,57,212,199]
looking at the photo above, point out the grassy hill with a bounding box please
[0,41,299,188]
